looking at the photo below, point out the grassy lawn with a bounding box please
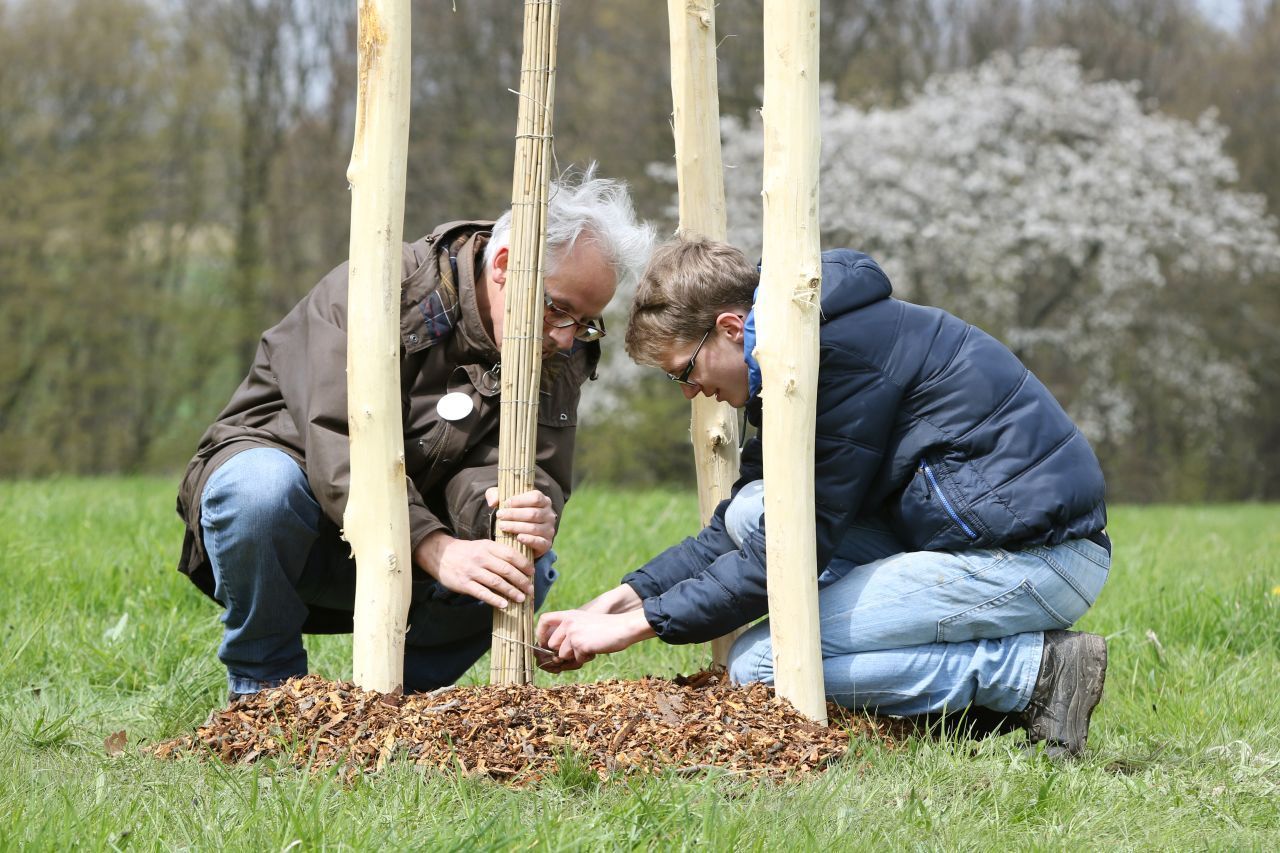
[1,478,1277,850]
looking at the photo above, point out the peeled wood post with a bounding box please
[755,0,826,724]
[666,0,743,669]
[490,0,560,685]
[344,0,413,693]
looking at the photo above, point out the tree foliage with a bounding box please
[711,49,1280,499]
[1,0,1278,501]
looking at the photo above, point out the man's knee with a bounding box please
[202,448,318,536]
[724,480,765,549]
[532,550,559,610]
[726,623,774,686]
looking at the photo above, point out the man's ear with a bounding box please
[491,245,509,288]
[715,310,747,343]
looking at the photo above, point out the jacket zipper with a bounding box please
[920,459,979,540]
[420,423,452,470]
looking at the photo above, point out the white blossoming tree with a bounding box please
[716,49,1280,485]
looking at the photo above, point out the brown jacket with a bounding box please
[175,220,597,626]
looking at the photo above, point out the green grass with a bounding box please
[1,479,1278,850]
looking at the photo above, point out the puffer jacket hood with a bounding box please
[817,249,894,319]
[744,250,892,397]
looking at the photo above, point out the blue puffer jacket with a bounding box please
[623,249,1107,644]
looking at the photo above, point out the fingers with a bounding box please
[476,553,533,600]
[535,613,581,671]
[493,492,556,557]
[436,540,535,609]
[480,540,534,577]
[495,519,552,537]
[461,579,517,611]
[455,561,527,609]
[503,489,552,509]
[535,611,564,647]
[538,653,591,673]
[495,508,555,536]
[546,616,591,664]
[484,486,499,508]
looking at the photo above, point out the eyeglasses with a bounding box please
[667,328,713,387]
[544,294,606,343]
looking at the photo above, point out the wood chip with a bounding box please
[149,671,900,786]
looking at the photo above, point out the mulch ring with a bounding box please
[150,671,902,786]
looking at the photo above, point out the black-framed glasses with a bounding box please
[544,294,606,343]
[667,328,713,387]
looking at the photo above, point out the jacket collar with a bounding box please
[450,230,501,366]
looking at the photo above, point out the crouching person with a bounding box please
[175,173,654,700]
[537,239,1111,758]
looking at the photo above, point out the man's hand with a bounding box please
[485,487,556,558]
[535,609,655,672]
[414,531,533,610]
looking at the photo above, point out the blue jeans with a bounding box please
[200,447,557,695]
[723,480,1109,716]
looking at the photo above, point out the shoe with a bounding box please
[1017,630,1107,758]
[227,678,287,704]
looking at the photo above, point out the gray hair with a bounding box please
[484,165,655,295]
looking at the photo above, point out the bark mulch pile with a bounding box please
[150,671,900,785]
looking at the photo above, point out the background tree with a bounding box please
[2,0,1278,501]
[714,49,1280,500]
[0,0,227,474]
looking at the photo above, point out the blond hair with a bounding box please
[624,239,758,367]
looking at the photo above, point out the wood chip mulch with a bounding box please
[150,671,901,785]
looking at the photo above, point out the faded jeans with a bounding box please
[200,447,557,695]
[723,480,1109,716]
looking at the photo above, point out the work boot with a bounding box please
[1018,630,1107,758]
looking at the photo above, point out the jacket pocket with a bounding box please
[936,580,1071,643]
[919,458,980,541]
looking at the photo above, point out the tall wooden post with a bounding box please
[666,0,743,668]
[344,0,413,693]
[490,0,561,685]
[755,0,826,723]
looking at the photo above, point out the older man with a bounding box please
[176,173,653,698]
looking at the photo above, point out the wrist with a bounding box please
[611,583,644,614]
[624,608,656,643]
[585,584,644,615]
[414,530,456,579]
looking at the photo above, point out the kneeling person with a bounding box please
[176,174,654,699]
[537,239,1111,758]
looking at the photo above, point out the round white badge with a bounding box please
[436,392,474,422]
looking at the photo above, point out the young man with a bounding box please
[176,174,654,699]
[537,238,1111,757]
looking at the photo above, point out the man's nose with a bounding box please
[680,383,699,400]
[548,324,576,353]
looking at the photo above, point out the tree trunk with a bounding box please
[344,0,413,694]
[755,0,827,724]
[490,0,561,686]
[667,0,744,669]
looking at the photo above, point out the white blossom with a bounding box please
[714,49,1280,449]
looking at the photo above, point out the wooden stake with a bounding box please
[344,0,413,693]
[666,0,743,668]
[756,0,826,724]
[490,0,561,685]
